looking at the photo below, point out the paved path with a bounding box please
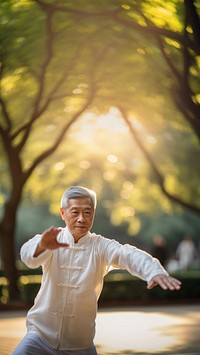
[0,304,200,354]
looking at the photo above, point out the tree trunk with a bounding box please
[0,200,20,302]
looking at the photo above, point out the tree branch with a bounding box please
[157,36,200,139]
[184,0,200,53]
[31,6,55,118]
[33,0,121,17]
[173,92,200,140]
[22,32,111,182]
[119,106,200,215]
[157,37,182,83]
[113,13,199,55]
[12,7,55,153]
[34,34,88,118]
[0,97,12,132]
[12,24,111,151]
[0,63,12,132]
[143,5,200,140]
[23,88,95,182]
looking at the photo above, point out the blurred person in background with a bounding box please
[176,235,198,270]
[13,186,181,355]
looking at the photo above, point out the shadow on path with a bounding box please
[0,305,200,354]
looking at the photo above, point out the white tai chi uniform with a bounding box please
[13,227,168,354]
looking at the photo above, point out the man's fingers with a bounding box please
[160,276,181,290]
[41,227,68,250]
[47,226,61,236]
[148,275,181,291]
[165,277,181,290]
[147,280,157,289]
[57,242,69,248]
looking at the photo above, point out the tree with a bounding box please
[0,0,199,302]
[0,0,104,300]
[112,0,200,217]
[113,0,200,139]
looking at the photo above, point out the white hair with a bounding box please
[60,186,97,209]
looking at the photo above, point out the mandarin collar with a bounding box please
[63,227,91,246]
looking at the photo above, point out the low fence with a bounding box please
[1,269,200,307]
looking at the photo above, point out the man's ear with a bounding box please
[60,207,65,220]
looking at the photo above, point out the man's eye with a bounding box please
[85,211,92,216]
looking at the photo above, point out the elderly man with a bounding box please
[13,186,181,355]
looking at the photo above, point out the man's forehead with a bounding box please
[68,197,94,208]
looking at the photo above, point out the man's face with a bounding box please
[60,197,95,242]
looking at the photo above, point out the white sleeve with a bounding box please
[20,234,53,269]
[99,237,168,283]
[118,243,168,283]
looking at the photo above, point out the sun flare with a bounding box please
[71,107,129,143]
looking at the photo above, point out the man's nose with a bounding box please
[77,213,85,222]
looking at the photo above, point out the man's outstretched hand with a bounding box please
[34,226,69,257]
[147,274,181,291]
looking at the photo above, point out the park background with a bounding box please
[0,0,200,309]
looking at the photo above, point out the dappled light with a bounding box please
[95,307,200,354]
